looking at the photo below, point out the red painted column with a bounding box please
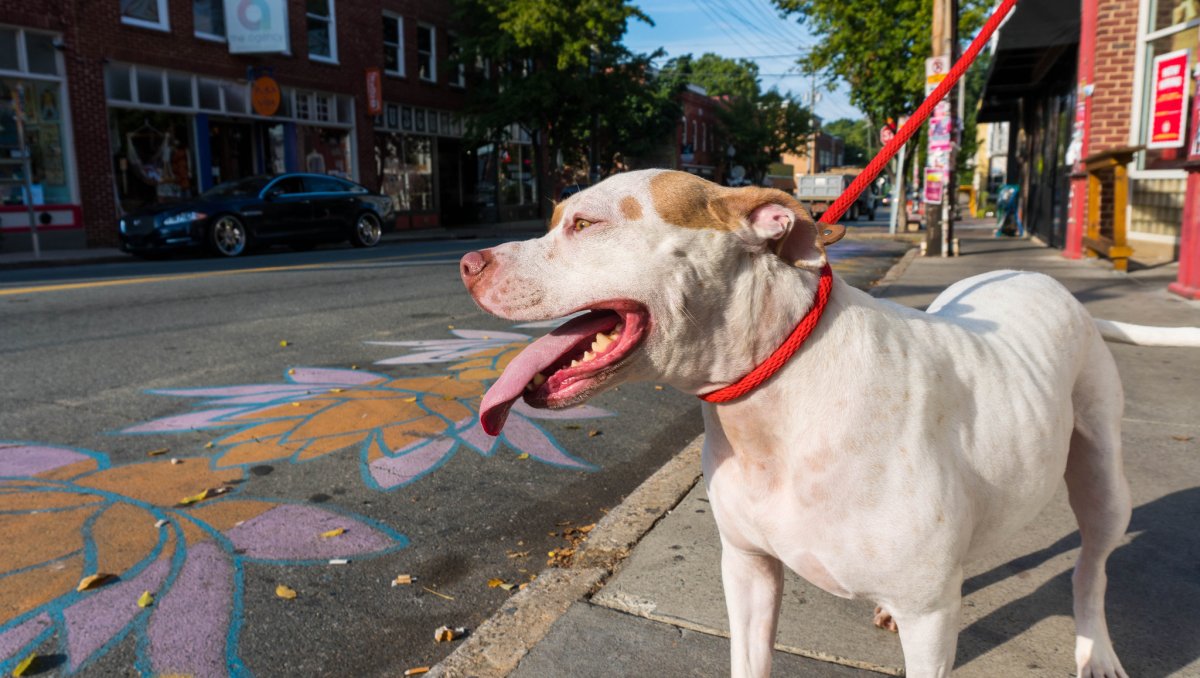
[1065,0,1098,259]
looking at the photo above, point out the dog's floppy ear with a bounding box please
[718,186,828,271]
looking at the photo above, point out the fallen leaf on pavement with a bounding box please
[76,573,114,591]
[12,653,36,676]
[320,527,346,539]
[1172,435,1194,442]
[177,487,228,506]
[655,385,664,390]
[507,550,529,559]
[516,453,529,460]
[205,441,214,449]
[487,578,505,588]
[587,430,601,437]
[392,574,414,586]
[434,625,467,642]
[147,448,169,457]
[275,584,298,600]
[422,586,454,600]
[137,591,154,608]
[405,667,430,676]
[564,424,581,430]
[402,396,418,403]
[280,340,290,347]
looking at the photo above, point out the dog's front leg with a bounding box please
[720,537,783,678]
[890,571,964,678]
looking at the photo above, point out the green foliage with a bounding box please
[823,118,871,165]
[665,54,812,184]
[450,0,682,185]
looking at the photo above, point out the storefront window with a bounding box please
[298,125,351,177]
[109,109,195,213]
[1140,2,1198,170]
[194,0,227,39]
[0,79,71,205]
[121,0,169,31]
[0,29,17,72]
[498,143,536,206]
[373,132,433,212]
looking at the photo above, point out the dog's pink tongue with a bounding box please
[480,312,614,435]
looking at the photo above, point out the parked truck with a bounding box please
[794,173,877,221]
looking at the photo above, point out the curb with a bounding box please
[867,246,920,299]
[429,436,705,678]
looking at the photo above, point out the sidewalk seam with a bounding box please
[429,435,704,678]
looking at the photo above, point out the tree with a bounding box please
[823,118,870,166]
[450,0,684,209]
[665,54,813,185]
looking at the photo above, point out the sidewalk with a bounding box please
[0,220,545,270]
[435,227,1200,677]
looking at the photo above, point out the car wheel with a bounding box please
[351,212,382,248]
[208,215,248,257]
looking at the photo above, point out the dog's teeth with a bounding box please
[583,351,595,362]
[594,333,614,352]
[570,359,579,367]
[532,373,546,387]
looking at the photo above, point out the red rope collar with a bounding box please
[699,263,833,403]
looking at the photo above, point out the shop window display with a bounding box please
[298,125,351,178]
[373,132,433,212]
[110,109,194,213]
[1141,0,1198,170]
[0,78,71,206]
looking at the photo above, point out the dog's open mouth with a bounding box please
[479,302,649,435]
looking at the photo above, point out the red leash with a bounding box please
[699,0,1019,403]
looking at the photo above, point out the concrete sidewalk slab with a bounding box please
[510,233,1200,677]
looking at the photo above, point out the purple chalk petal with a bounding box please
[148,542,232,678]
[63,559,170,670]
[120,408,250,434]
[511,400,614,420]
[0,613,52,664]
[224,505,399,560]
[0,444,91,477]
[450,329,529,341]
[455,418,497,455]
[369,438,456,488]
[199,388,318,406]
[288,367,383,385]
[503,416,595,470]
[151,385,310,398]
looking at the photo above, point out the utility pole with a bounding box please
[926,0,958,256]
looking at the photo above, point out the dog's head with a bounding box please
[461,169,834,434]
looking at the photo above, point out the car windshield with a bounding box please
[203,176,270,198]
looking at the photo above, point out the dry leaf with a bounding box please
[434,625,467,642]
[275,584,298,599]
[177,489,212,506]
[587,430,601,437]
[516,453,529,460]
[77,573,113,591]
[330,388,345,393]
[487,578,505,588]
[12,653,35,676]
[518,583,529,591]
[564,424,581,430]
[405,667,430,676]
[1172,435,1194,442]
[422,586,454,600]
[280,340,289,347]
[137,591,154,608]
[499,582,516,591]
[291,402,301,407]
[447,324,455,329]
[205,441,214,449]
[654,385,664,390]
[402,396,418,403]
[147,448,169,457]
[351,364,359,370]
[507,550,529,559]
[392,574,414,586]
[320,527,346,539]
[579,524,595,533]
[288,368,296,375]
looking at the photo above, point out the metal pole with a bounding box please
[889,145,905,235]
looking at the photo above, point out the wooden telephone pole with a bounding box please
[926,0,958,256]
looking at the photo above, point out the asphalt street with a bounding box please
[0,212,911,676]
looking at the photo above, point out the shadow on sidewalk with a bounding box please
[956,487,1200,677]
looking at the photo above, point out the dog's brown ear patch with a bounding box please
[548,201,566,231]
[620,196,643,221]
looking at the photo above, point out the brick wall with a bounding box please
[1089,0,1139,151]
[1,0,469,247]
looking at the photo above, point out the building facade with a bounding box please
[0,0,533,252]
[979,0,1196,264]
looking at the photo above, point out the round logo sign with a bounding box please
[251,76,281,116]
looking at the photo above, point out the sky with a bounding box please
[621,0,863,122]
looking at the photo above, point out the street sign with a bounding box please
[925,55,950,96]
[880,126,895,145]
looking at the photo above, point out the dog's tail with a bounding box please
[1094,318,1200,347]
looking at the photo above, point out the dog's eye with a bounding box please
[573,218,592,232]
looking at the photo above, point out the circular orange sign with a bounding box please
[251,76,281,116]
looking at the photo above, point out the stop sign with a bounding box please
[880,126,895,145]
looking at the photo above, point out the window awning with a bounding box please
[977,0,1080,122]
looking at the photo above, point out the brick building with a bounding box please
[0,0,536,252]
[677,84,723,182]
[979,0,1196,267]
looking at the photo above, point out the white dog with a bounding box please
[459,169,1200,677]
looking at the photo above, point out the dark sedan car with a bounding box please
[119,173,395,258]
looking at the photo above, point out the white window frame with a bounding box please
[121,0,170,32]
[447,31,465,88]
[193,0,226,42]
[417,23,437,82]
[307,0,338,64]
[383,12,404,77]
[1127,0,1196,179]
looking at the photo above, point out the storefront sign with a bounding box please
[1147,49,1190,149]
[924,168,946,204]
[225,0,289,54]
[365,69,383,116]
[251,76,281,116]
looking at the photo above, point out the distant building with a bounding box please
[676,84,722,182]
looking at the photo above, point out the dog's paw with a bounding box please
[872,606,898,633]
[1076,640,1129,678]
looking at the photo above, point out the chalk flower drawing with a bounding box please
[0,442,406,677]
[120,329,613,490]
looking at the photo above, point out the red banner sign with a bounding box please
[1147,49,1190,149]
[365,68,383,116]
